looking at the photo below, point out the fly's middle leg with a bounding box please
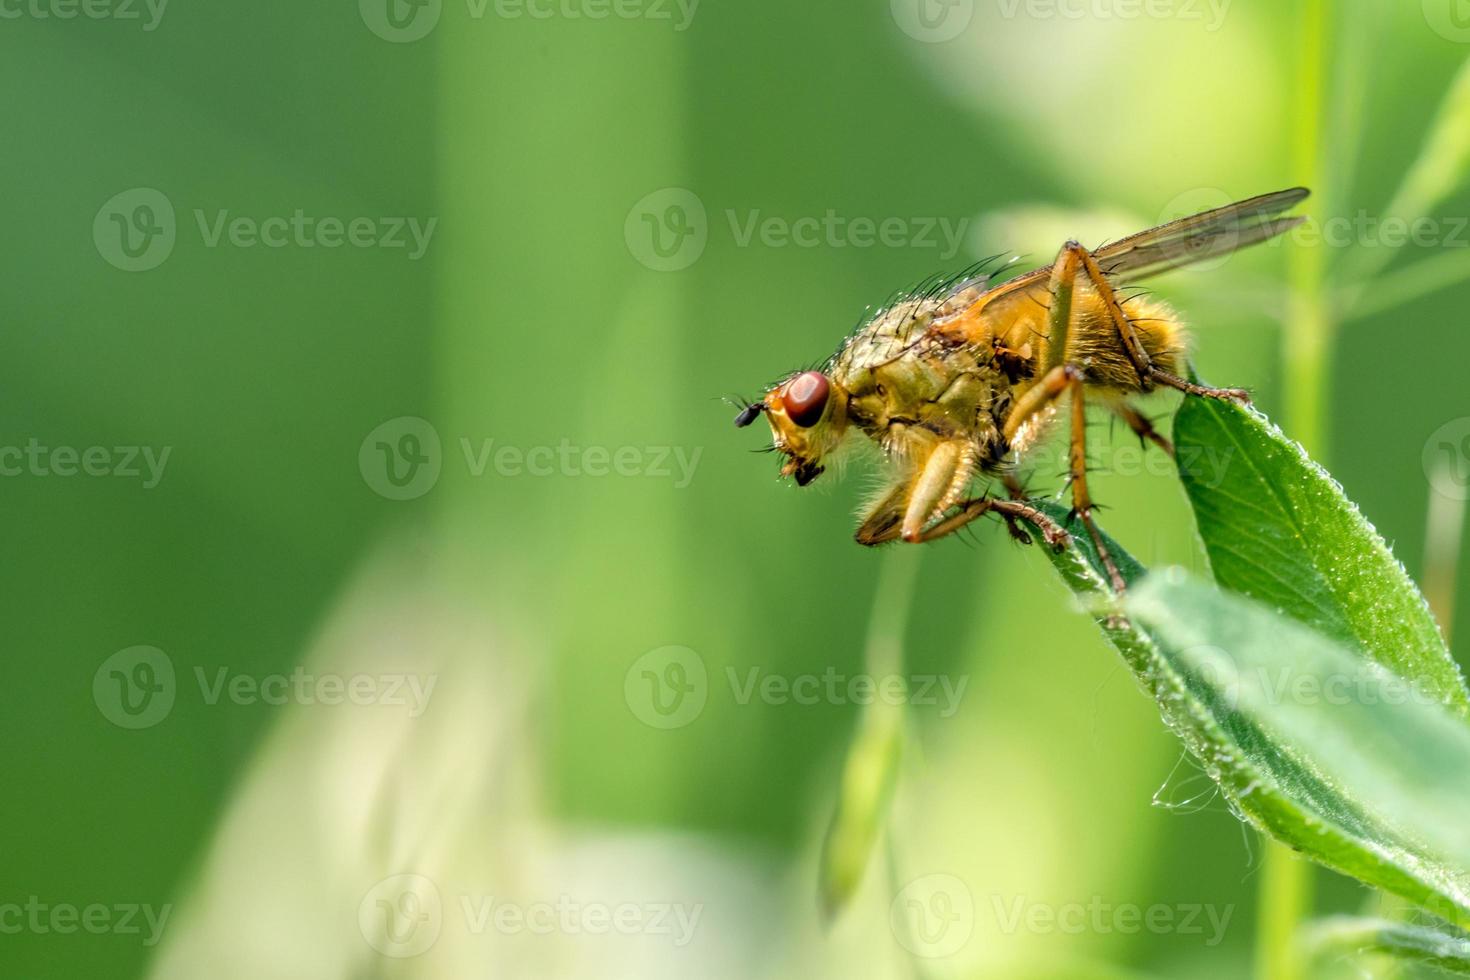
[1006,365,1129,595]
[1011,249,1136,594]
[1107,397,1175,456]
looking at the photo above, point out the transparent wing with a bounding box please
[970,187,1310,309]
[1090,186,1310,280]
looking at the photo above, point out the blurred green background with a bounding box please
[2,0,1468,977]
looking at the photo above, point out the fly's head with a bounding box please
[733,370,850,486]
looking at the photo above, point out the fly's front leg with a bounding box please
[854,479,909,546]
[898,440,974,542]
[1072,246,1249,402]
[1005,364,1129,595]
[855,438,978,546]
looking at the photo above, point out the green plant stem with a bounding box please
[1281,0,1331,462]
[1340,249,1470,322]
[1424,464,1467,647]
[819,548,922,919]
[866,547,923,679]
[1259,842,1315,980]
[1259,2,1329,978]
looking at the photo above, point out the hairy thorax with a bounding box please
[829,292,1018,472]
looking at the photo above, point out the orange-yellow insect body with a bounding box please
[736,188,1308,586]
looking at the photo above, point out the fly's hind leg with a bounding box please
[1069,244,1250,402]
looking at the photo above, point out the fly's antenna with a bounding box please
[725,394,767,428]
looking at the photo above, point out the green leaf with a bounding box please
[1127,573,1470,921]
[1026,508,1470,921]
[1305,917,1470,976]
[1173,395,1469,716]
[818,702,903,919]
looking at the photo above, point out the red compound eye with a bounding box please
[781,371,830,428]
